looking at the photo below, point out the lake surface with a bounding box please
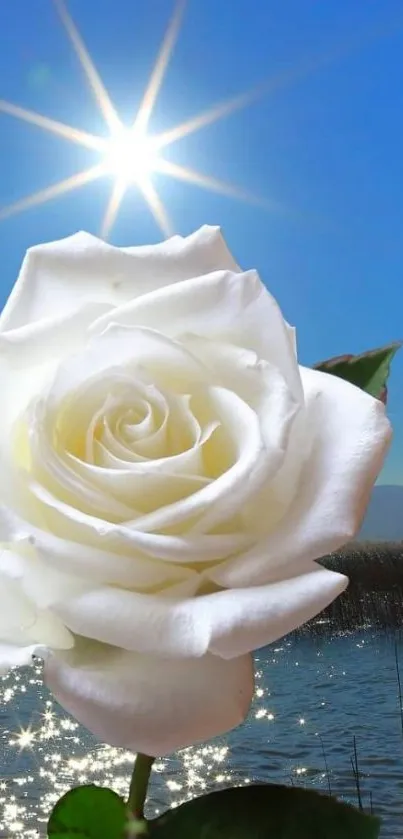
[1,630,402,838]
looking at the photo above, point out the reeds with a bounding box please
[302,541,403,633]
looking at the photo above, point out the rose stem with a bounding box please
[127,752,155,820]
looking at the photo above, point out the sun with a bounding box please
[0,0,278,238]
[0,0,394,239]
[101,128,160,186]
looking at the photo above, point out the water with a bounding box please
[1,630,402,838]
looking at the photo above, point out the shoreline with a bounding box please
[307,541,403,632]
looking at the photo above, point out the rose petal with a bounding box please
[90,269,303,402]
[17,485,251,562]
[0,303,114,446]
[0,226,238,332]
[30,327,296,541]
[52,586,212,657]
[0,301,112,369]
[44,640,254,755]
[206,367,392,588]
[51,561,345,660]
[0,552,74,655]
[121,377,296,535]
[29,401,138,522]
[202,564,348,658]
[0,506,199,590]
[64,395,217,513]
[44,324,209,412]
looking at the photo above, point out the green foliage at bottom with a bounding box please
[47,784,128,838]
[48,834,88,839]
[47,781,381,838]
[149,784,381,839]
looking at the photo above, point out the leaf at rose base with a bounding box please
[48,835,88,839]
[148,784,381,839]
[47,784,128,838]
[314,341,401,404]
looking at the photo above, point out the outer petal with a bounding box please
[44,641,254,755]
[0,301,112,369]
[51,561,346,659]
[52,587,213,657]
[90,269,303,402]
[207,366,392,588]
[0,302,117,453]
[201,564,348,659]
[0,550,73,675]
[0,226,238,332]
[31,529,199,591]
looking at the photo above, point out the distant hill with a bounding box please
[358,484,403,542]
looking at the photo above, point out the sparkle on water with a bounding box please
[0,660,283,838]
[0,662,241,837]
[2,630,403,838]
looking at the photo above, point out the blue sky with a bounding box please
[0,0,402,483]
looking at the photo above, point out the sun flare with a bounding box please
[101,128,160,185]
[0,0,276,239]
[1,0,386,238]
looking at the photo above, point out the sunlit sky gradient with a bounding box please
[0,0,402,483]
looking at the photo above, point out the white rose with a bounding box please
[0,226,391,756]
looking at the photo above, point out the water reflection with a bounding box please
[1,541,403,838]
[1,631,403,837]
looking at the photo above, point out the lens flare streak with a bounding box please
[133,0,187,135]
[0,165,105,221]
[1,0,401,238]
[53,0,121,134]
[101,179,129,240]
[0,99,104,152]
[0,0,272,237]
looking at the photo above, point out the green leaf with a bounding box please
[48,835,88,839]
[314,341,401,404]
[149,784,381,839]
[47,784,128,838]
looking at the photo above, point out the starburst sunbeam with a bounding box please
[155,85,269,151]
[154,15,403,150]
[1,1,401,239]
[53,0,121,134]
[0,165,105,221]
[134,0,187,135]
[156,159,278,210]
[101,179,128,240]
[138,178,174,238]
[0,99,104,152]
